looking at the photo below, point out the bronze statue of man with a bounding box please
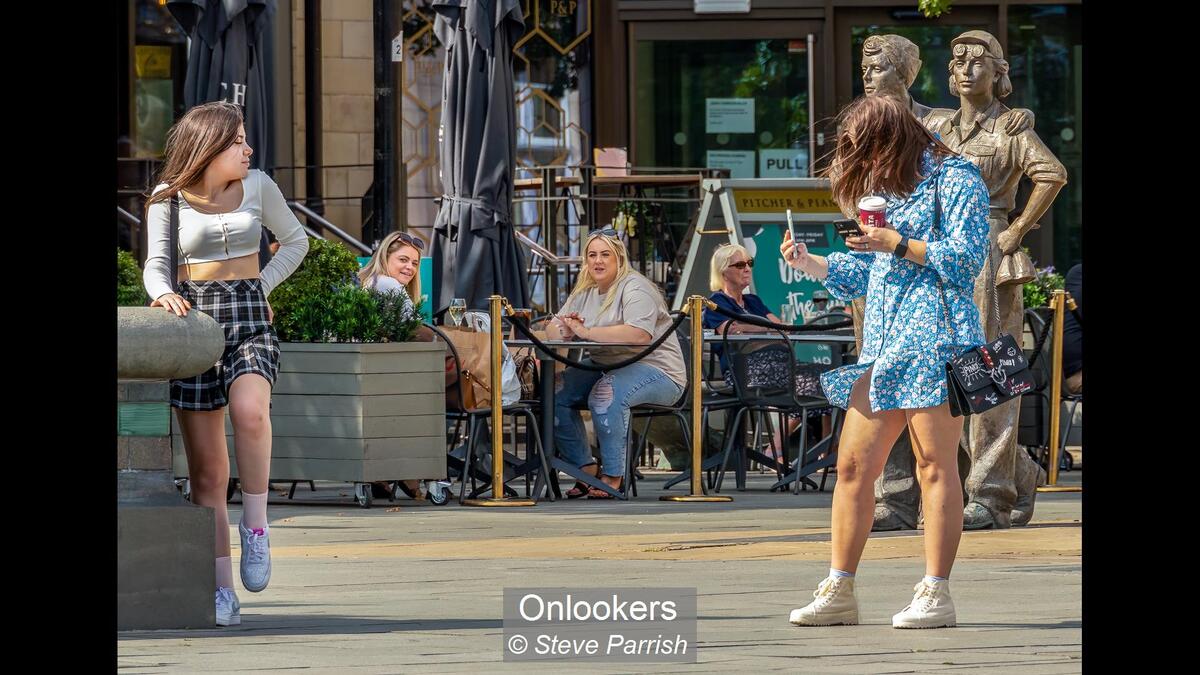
[923,30,1067,529]
[854,34,1035,532]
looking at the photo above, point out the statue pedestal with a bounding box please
[117,380,215,631]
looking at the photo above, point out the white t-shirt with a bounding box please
[560,273,687,388]
[366,274,415,320]
[142,169,309,301]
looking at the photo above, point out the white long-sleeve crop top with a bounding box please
[142,169,309,301]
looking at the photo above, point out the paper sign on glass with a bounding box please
[706,98,755,134]
[706,150,756,179]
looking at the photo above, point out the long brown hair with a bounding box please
[143,101,244,214]
[821,95,956,216]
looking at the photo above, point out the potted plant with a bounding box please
[1023,268,1064,310]
[1022,251,1064,320]
[1018,250,1065,353]
[172,238,449,507]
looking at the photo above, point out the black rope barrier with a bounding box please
[708,305,854,332]
[1027,316,1054,369]
[508,311,690,372]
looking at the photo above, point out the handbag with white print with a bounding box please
[932,184,1034,416]
[944,328,1034,417]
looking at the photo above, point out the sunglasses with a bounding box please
[387,231,425,251]
[727,259,755,270]
[588,227,619,238]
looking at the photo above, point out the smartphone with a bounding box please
[833,218,864,241]
[786,208,800,255]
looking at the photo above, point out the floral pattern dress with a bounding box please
[819,149,990,412]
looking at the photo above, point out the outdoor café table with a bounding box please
[701,331,858,493]
[505,337,650,500]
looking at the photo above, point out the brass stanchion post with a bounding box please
[464,295,536,506]
[1038,289,1081,493]
[661,295,732,503]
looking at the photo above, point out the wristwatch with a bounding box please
[893,235,910,259]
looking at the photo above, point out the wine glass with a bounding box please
[448,298,467,327]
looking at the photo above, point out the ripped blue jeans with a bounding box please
[554,360,685,478]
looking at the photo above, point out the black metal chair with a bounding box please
[1019,309,1078,472]
[778,310,851,492]
[555,317,715,499]
[423,322,555,503]
[626,317,742,496]
[807,310,851,326]
[660,318,742,491]
[714,320,842,493]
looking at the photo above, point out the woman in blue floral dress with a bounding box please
[782,95,989,630]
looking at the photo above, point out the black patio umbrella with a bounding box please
[168,0,275,267]
[430,0,530,312]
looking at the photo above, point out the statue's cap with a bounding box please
[950,30,1003,60]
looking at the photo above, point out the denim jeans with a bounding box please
[554,360,684,478]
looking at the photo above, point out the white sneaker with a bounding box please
[789,576,858,626]
[215,587,241,627]
[238,521,272,593]
[892,579,956,629]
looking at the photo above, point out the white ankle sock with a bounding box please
[241,490,269,531]
[216,556,234,589]
[830,568,855,579]
[924,574,948,584]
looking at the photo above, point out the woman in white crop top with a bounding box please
[142,101,309,627]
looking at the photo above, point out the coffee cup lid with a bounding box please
[858,195,887,210]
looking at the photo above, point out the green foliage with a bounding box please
[1022,250,1065,308]
[272,238,423,343]
[271,238,360,341]
[733,41,807,144]
[117,248,150,306]
[374,289,424,344]
[918,0,954,18]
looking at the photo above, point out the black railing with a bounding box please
[117,159,722,308]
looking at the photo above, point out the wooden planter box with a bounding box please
[172,341,446,483]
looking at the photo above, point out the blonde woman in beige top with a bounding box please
[545,229,686,498]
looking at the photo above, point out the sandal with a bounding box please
[587,483,622,499]
[567,463,600,499]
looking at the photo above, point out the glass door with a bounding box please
[632,21,822,179]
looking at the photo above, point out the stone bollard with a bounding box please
[118,307,227,380]
[118,307,224,630]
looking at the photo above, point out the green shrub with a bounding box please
[271,238,422,343]
[117,248,150,306]
[271,238,360,341]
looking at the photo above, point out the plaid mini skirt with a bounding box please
[170,279,280,411]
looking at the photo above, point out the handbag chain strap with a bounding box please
[933,163,1002,343]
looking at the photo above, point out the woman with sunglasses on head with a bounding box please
[780,94,989,629]
[702,244,827,472]
[357,230,440,501]
[358,230,425,321]
[544,229,688,499]
[142,101,310,627]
